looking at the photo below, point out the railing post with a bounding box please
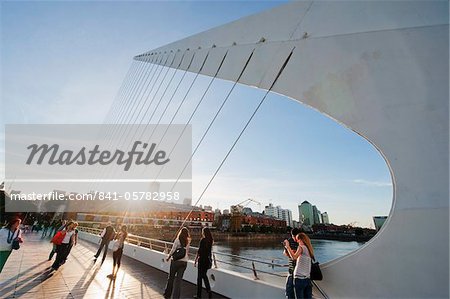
[252,262,259,280]
[213,253,218,269]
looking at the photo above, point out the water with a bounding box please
[212,239,365,274]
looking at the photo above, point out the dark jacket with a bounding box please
[103,226,116,241]
[197,238,212,268]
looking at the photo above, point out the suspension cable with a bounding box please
[174,47,295,237]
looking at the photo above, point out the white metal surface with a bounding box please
[136,1,449,298]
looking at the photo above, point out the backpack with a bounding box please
[51,230,66,245]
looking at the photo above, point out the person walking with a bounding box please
[49,219,60,237]
[94,222,116,263]
[194,227,213,298]
[51,221,77,270]
[108,225,128,279]
[48,219,67,261]
[283,228,300,299]
[163,227,191,299]
[41,220,50,238]
[64,222,79,263]
[0,217,23,273]
[284,232,315,299]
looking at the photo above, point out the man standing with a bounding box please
[283,228,300,299]
[94,222,116,264]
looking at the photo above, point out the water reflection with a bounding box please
[213,239,365,273]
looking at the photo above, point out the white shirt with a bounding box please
[169,239,189,262]
[294,245,311,278]
[62,230,75,244]
[0,227,22,251]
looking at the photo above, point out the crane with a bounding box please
[232,198,262,214]
[230,198,262,232]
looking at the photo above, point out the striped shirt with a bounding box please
[294,245,311,278]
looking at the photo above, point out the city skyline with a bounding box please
[1,1,392,229]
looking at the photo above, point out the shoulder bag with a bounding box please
[172,246,186,261]
[310,257,323,280]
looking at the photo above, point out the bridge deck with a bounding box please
[0,233,226,299]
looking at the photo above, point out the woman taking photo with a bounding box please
[0,216,23,273]
[194,227,213,298]
[164,227,191,299]
[284,232,314,299]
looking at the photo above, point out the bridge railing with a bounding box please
[78,226,327,298]
[78,226,287,277]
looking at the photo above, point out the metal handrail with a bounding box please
[312,281,329,299]
[212,251,288,267]
[78,226,288,277]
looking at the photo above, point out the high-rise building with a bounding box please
[264,203,292,227]
[312,205,322,225]
[214,209,222,223]
[264,203,277,217]
[373,216,388,231]
[321,212,330,224]
[280,208,293,227]
[298,201,314,226]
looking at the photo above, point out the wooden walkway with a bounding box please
[0,233,226,299]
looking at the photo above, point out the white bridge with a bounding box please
[113,1,449,298]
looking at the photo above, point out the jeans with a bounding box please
[196,264,211,297]
[294,277,312,299]
[94,239,110,262]
[113,247,124,268]
[41,227,49,237]
[164,260,187,299]
[49,244,57,260]
[286,274,295,299]
[52,243,70,269]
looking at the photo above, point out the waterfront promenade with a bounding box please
[0,233,226,298]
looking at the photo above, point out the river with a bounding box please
[212,239,365,274]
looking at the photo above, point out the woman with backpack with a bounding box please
[284,232,315,299]
[163,227,191,299]
[194,227,214,298]
[0,216,23,273]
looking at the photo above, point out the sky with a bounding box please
[1,0,393,228]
